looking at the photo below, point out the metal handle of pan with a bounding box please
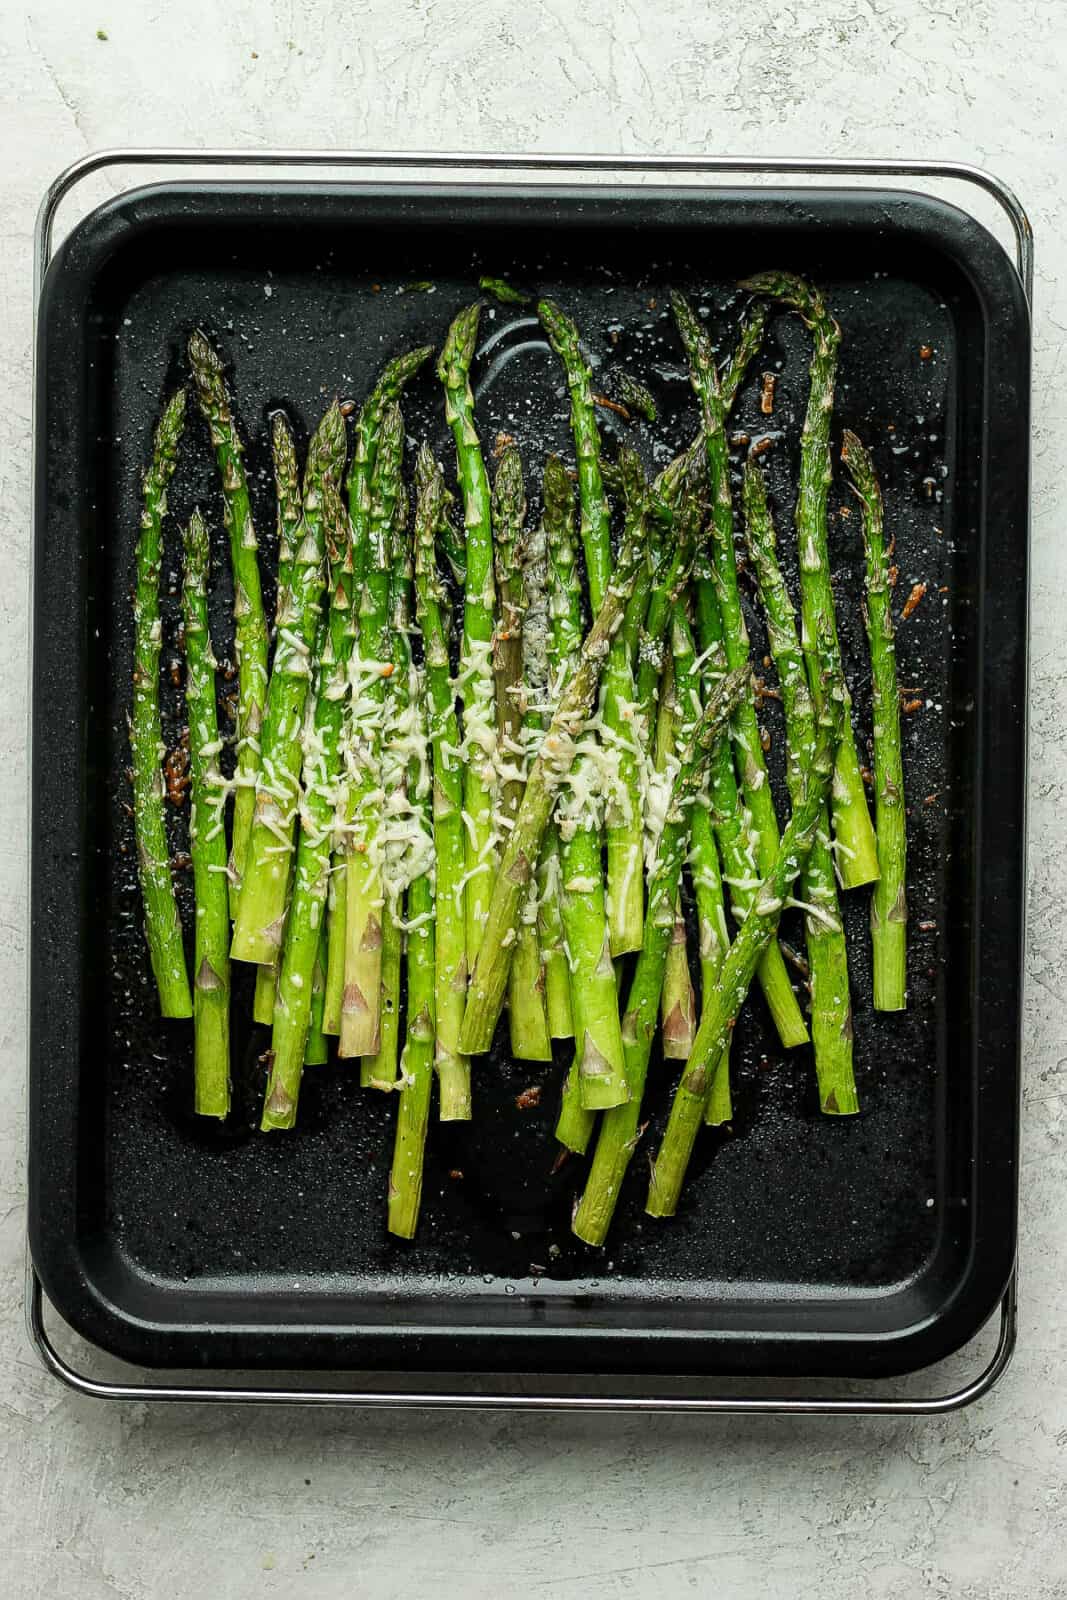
[27,148,1028,1415]
[34,148,1034,305]
[26,1261,1017,1415]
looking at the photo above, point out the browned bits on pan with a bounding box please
[339,399,356,418]
[492,430,517,458]
[609,328,620,346]
[901,581,927,620]
[749,434,774,458]
[888,564,899,588]
[838,504,852,519]
[164,731,190,807]
[938,585,949,594]
[647,297,657,310]
[918,919,937,931]
[920,344,933,360]
[172,851,192,873]
[168,657,182,687]
[592,393,631,423]
[448,1169,464,1181]
[859,765,874,787]
[902,698,923,714]
[923,792,941,806]
[370,283,381,293]
[759,726,772,753]
[760,372,777,415]
[515,1084,542,1110]
[730,431,750,449]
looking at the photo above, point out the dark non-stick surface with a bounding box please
[30,185,1027,1374]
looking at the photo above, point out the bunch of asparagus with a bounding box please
[130,271,908,1244]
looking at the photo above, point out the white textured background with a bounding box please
[2,3,1064,1596]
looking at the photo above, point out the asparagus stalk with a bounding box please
[323,345,432,1030]
[654,650,696,1061]
[649,300,769,533]
[188,331,270,916]
[253,959,278,1025]
[305,925,328,1065]
[271,411,303,633]
[539,300,645,955]
[499,457,554,1063]
[742,462,858,1116]
[261,471,355,1128]
[231,402,343,964]
[413,447,472,1120]
[181,509,229,1112]
[842,430,907,1010]
[360,483,414,1089]
[739,271,880,888]
[387,669,437,1240]
[671,600,732,1078]
[647,692,843,1218]
[539,455,579,1041]
[671,291,808,1051]
[601,455,647,956]
[691,573,806,1089]
[246,415,306,1031]
[338,405,405,1058]
[458,516,646,1058]
[347,346,434,586]
[130,389,192,1018]
[491,445,528,824]
[573,665,749,1246]
[438,305,499,969]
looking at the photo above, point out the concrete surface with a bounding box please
[1,2,1065,1596]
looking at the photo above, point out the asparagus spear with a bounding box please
[691,572,806,1090]
[491,446,528,827]
[649,300,769,533]
[458,516,646,1058]
[539,300,645,956]
[671,600,732,1075]
[499,458,553,1062]
[188,331,270,917]
[479,276,530,306]
[323,345,432,1031]
[271,411,303,634]
[253,955,278,1025]
[573,665,749,1246]
[387,668,437,1240]
[413,447,472,1120]
[671,291,808,1051]
[601,455,647,957]
[338,405,405,1059]
[739,271,880,888]
[742,461,858,1116]
[554,699,631,1113]
[261,471,355,1128]
[130,390,192,1018]
[538,456,579,1041]
[653,650,696,1061]
[647,690,843,1218]
[305,925,329,1065]
[181,509,230,1112]
[615,372,657,422]
[360,483,415,1089]
[842,430,907,1010]
[438,305,500,969]
[231,402,343,964]
[246,415,307,1031]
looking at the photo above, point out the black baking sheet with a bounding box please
[29,182,1028,1376]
